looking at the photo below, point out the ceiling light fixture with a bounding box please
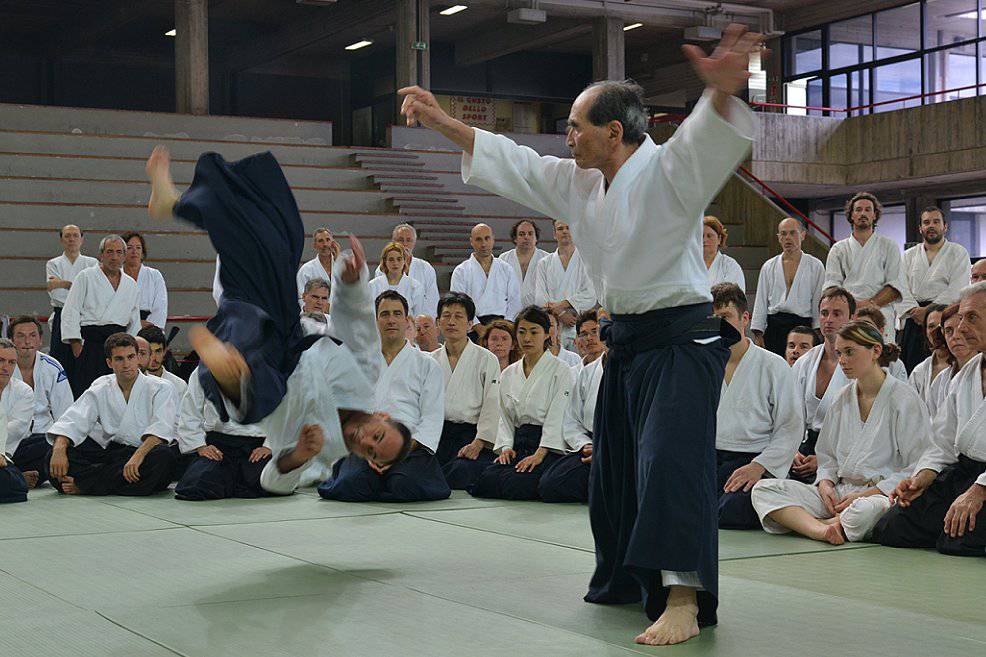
[345,39,373,51]
[165,28,176,37]
[440,5,468,15]
[624,22,643,31]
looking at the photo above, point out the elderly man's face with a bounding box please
[956,291,986,353]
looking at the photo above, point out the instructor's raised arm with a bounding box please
[398,86,475,154]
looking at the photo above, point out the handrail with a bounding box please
[737,165,835,246]
[751,81,986,114]
[35,314,213,324]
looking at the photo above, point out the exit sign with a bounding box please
[411,41,428,50]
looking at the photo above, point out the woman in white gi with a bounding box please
[469,306,574,500]
[369,242,424,317]
[703,216,745,290]
[907,303,949,408]
[121,232,168,330]
[480,319,520,371]
[752,320,929,544]
[927,303,977,417]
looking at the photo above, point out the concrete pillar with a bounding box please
[592,17,625,81]
[417,0,431,90]
[175,0,209,115]
[396,0,418,92]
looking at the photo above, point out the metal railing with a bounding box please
[737,165,835,245]
[750,82,986,115]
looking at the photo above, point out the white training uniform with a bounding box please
[908,355,942,412]
[927,366,957,420]
[369,273,425,318]
[296,256,333,302]
[1,380,34,456]
[429,340,501,445]
[533,249,597,348]
[134,264,169,329]
[47,372,177,448]
[554,347,582,371]
[823,233,906,341]
[450,255,522,320]
[494,352,574,454]
[792,344,849,434]
[562,355,604,453]
[716,344,804,478]
[11,351,73,436]
[898,240,971,320]
[60,267,141,344]
[750,253,826,332]
[177,372,265,454]
[913,354,986,487]
[46,253,98,308]
[707,251,745,290]
[408,256,440,318]
[374,341,444,453]
[212,255,223,307]
[499,247,549,308]
[752,375,929,541]
[223,258,380,495]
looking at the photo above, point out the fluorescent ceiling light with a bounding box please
[345,39,373,51]
[955,10,986,19]
[624,22,643,31]
[440,5,468,15]
[165,28,176,37]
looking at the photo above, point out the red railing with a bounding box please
[751,82,986,115]
[737,165,835,246]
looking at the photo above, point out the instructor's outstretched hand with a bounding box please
[683,23,764,97]
[340,234,366,284]
[397,86,476,154]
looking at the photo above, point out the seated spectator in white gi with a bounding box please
[8,317,73,485]
[138,325,190,479]
[46,224,98,374]
[47,333,177,496]
[414,314,441,353]
[854,306,907,380]
[784,326,818,366]
[927,303,978,418]
[121,232,168,330]
[711,284,803,528]
[547,312,583,370]
[296,227,339,304]
[174,371,271,500]
[61,235,141,397]
[873,282,986,556]
[481,319,520,372]
[908,303,949,408]
[533,220,596,350]
[430,293,501,487]
[538,310,607,503]
[1,339,35,498]
[392,223,440,317]
[704,216,745,290]
[791,287,856,482]
[468,306,574,500]
[751,218,824,356]
[752,320,928,544]
[318,290,447,502]
[499,219,548,308]
[973,258,986,284]
[369,241,425,317]
[450,223,521,325]
[823,192,906,342]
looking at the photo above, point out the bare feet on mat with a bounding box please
[61,476,81,495]
[145,146,180,219]
[635,590,700,646]
[824,517,847,545]
[23,470,39,489]
[189,325,249,404]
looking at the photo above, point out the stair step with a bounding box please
[370,173,438,181]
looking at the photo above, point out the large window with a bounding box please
[942,195,986,256]
[782,1,985,115]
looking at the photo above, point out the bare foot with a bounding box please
[189,325,249,404]
[824,517,847,545]
[61,476,81,495]
[23,470,39,489]
[635,603,700,646]
[145,146,180,219]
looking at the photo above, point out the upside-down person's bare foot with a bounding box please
[635,587,701,646]
[189,325,249,405]
[23,470,39,489]
[60,476,81,495]
[145,146,180,220]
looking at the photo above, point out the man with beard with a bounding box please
[823,192,906,343]
[898,207,971,372]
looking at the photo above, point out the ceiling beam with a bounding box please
[455,20,593,68]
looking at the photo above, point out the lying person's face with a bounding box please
[342,412,406,470]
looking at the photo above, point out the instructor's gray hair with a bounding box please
[959,281,986,301]
[582,79,648,145]
[98,234,125,252]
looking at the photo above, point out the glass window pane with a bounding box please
[946,196,986,257]
[879,205,908,254]
[830,74,848,112]
[787,30,823,74]
[925,0,979,48]
[876,2,920,60]
[807,77,824,116]
[873,57,922,112]
[849,70,871,115]
[925,42,978,102]
[829,15,873,68]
